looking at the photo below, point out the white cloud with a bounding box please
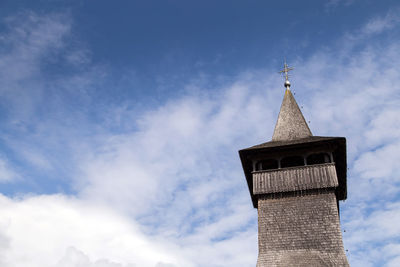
[0,194,185,267]
[56,247,135,267]
[0,11,107,182]
[0,11,70,101]
[76,81,275,217]
[362,10,400,36]
[0,12,71,170]
[0,192,256,267]
[353,141,400,179]
[0,157,19,182]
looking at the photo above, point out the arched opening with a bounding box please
[306,153,331,165]
[256,159,279,171]
[280,156,304,168]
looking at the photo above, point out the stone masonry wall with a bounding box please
[257,190,349,267]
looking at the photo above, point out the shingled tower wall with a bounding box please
[239,75,349,266]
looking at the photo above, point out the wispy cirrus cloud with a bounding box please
[0,157,18,182]
[0,11,107,191]
[362,9,400,36]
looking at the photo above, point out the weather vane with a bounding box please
[279,60,294,89]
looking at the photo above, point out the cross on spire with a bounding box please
[279,60,294,89]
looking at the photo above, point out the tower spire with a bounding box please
[272,61,312,141]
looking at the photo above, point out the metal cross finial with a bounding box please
[279,60,294,89]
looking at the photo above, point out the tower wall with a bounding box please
[256,190,349,267]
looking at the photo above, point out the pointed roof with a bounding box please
[272,88,312,141]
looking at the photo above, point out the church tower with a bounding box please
[239,63,349,266]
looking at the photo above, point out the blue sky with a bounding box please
[0,0,399,266]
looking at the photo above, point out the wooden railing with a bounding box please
[252,163,338,195]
